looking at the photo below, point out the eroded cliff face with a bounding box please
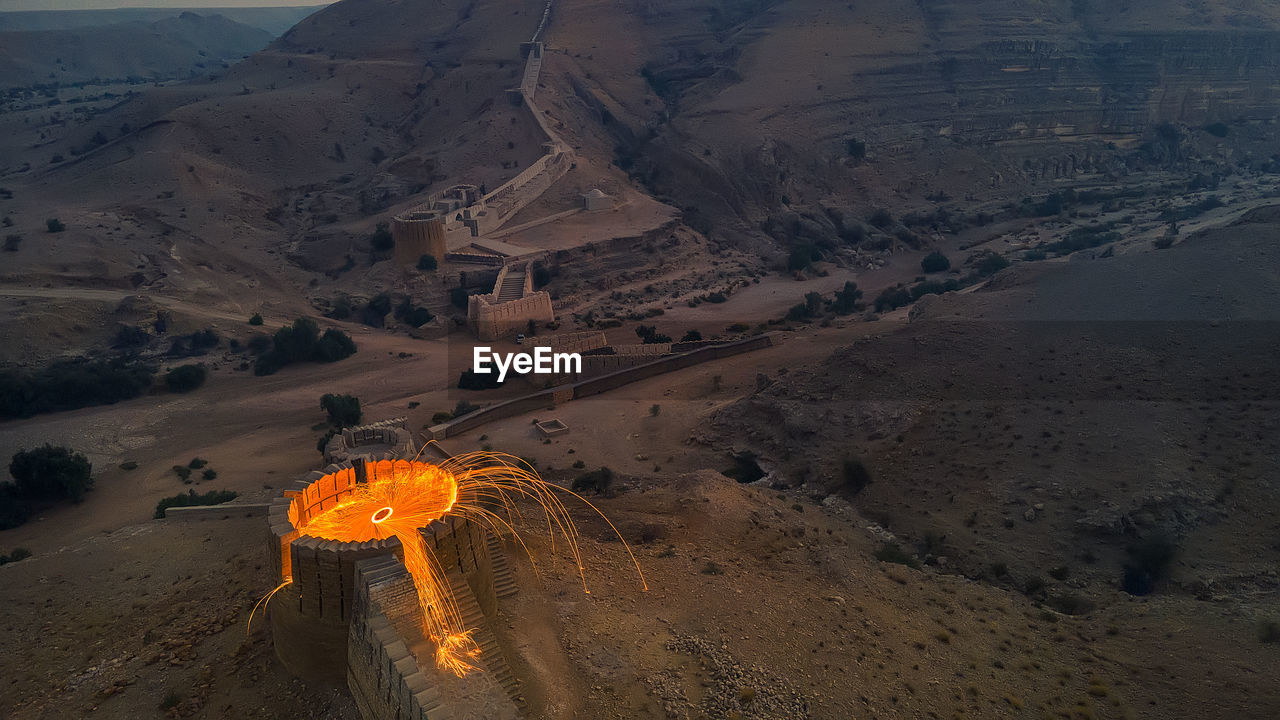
[547,0,1280,228]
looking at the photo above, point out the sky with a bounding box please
[0,0,330,10]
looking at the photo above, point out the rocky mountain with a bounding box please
[548,0,1280,240]
[2,0,1280,356]
[0,6,325,36]
[0,12,277,90]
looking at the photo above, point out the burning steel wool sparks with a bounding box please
[283,451,645,677]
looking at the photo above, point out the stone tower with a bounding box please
[391,211,447,267]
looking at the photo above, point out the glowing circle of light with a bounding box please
[286,452,646,678]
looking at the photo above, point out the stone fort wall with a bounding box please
[392,212,447,267]
[469,291,555,341]
[529,330,608,354]
[268,456,516,719]
[427,334,778,439]
[347,557,445,720]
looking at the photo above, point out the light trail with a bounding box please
[287,451,645,676]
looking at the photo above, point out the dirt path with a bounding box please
[0,285,287,326]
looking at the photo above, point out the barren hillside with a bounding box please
[0,4,1278,718]
[0,13,275,90]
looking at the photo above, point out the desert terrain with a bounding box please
[2,0,1279,719]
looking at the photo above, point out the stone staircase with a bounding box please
[444,568,523,708]
[496,271,525,302]
[487,533,519,600]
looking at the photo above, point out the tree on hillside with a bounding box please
[921,251,951,273]
[254,318,356,375]
[320,393,362,427]
[165,364,206,393]
[831,281,863,315]
[9,445,93,503]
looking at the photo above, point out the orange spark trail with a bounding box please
[291,452,645,676]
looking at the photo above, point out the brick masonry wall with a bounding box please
[344,527,511,720]
[347,556,436,720]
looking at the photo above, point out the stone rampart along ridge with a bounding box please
[528,330,608,354]
[426,333,778,439]
[394,35,571,266]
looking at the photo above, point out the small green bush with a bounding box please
[875,543,919,568]
[369,222,393,252]
[1045,593,1095,616]
[154,490,237,518]
[254,318,356,375]
[46,218,65,233]
[1122,531,1178,595]
[830,281,863,315]
[973,251,1010,276]
[316,428,336,454]
[248,312,263,326]
[10,445,93,502]
[0,357,155,419]
[1203,122,1230,138]
[417,254,438,271]
[320,393,362,427]
[920,251,951,273]
[721,453,764,483]
[202,469,216,481]
[571,467,615,497]
[787,245,817,271]
[164,364,206,393]
[841,457,871,494]
[874,285,912,313]
[0,547,32,565]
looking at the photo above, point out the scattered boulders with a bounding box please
[647,634,810,719]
